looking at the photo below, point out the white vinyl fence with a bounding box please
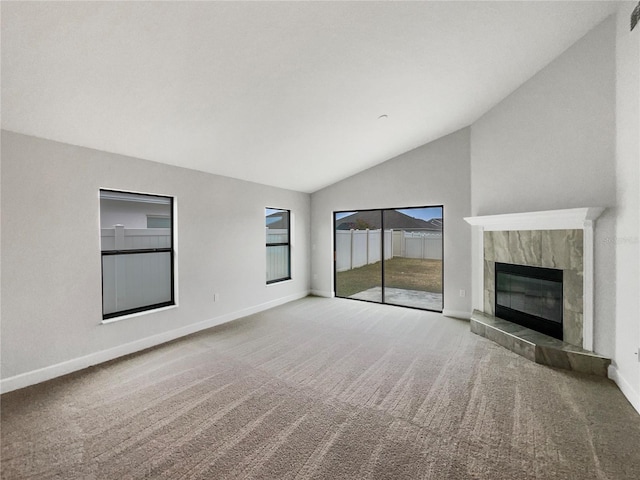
[335,229,392,272]
[266,228,289,282]
[101,226,172,315]
[336,229,442,273]
[392,230,443,260]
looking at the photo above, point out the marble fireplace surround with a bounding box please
[465,208,605,351]
[484,229,583,345]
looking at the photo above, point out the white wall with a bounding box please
[0,131,310,389]
[471,15,617,360]
[471,15,616,216]
[613,2,640,413]
[311,128,472,318]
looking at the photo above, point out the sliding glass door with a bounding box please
[382,207,443,310]
[334,210,383,302]
[334,206,443,311]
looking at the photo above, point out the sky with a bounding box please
[265,208,287,225]
[335,206,442,221]
[265,208,285,216]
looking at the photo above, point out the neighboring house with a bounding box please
[266,211,289,229]
[336,210,442,231]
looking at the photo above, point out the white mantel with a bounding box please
[464,208,605,351]
[464,207,605,231]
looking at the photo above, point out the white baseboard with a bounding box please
[442,309,471,320]
[310,289,334,298]
[608,365,640,415]
[0,291,309,395]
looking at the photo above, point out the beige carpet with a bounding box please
[2,296,639,479]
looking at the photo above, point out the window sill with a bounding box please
[266,278,293,287]
[101,305,177,325]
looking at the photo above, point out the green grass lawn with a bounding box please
[336,257,443,297]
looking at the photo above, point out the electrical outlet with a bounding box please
[459,289,466,297]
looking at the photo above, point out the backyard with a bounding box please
[336,257,443,297]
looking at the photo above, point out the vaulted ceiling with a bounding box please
[1,1,618,193]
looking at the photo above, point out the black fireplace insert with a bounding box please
[495,262,563,340]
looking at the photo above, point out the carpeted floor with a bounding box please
[2,296,639,479]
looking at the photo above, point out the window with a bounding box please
[266,208,291,283]
[100,190,174,319]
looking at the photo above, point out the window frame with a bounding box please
[100,189,175,319]
[265,207,291,284]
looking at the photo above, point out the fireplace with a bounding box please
[465,207,605,350]
[495,263,563,340]
[463,209,611,377]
